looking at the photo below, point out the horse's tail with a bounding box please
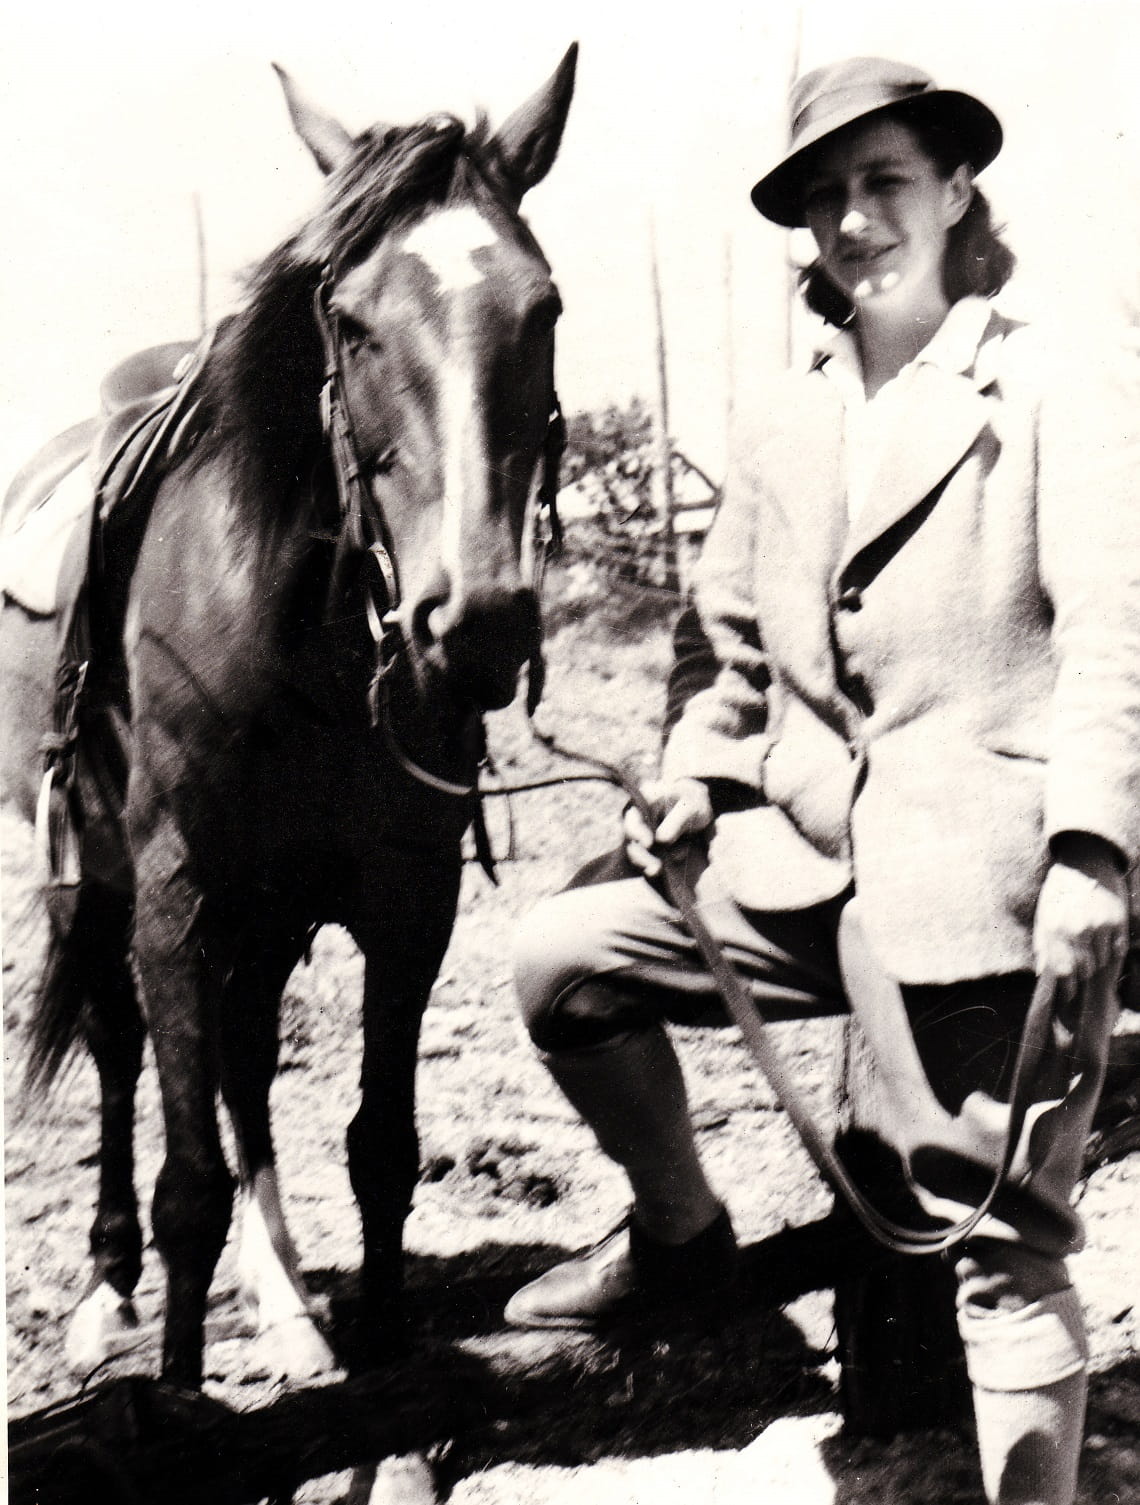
[23,882,134,1099]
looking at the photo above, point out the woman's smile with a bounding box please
[840,241,897,266]
[802,116,970,312]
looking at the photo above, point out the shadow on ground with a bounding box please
[322,1219,1138,1501]
[9,1218,1138,1505]
[346,1221,843,1482]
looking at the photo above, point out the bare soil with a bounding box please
[4,584,1138,1502]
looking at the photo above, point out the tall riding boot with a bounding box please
[505,1018,736,1329]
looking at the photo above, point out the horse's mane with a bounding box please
[188,113,504,529]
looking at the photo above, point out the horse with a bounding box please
[0,46,576,1389]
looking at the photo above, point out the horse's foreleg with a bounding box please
[132,824,234,1387]
[65,886,147,1373]
[235,1165,337,1377]
[349,866,460,1363]
[221,953,337,1379]
[349,973,428,1358]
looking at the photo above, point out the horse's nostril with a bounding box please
[413,594,448,647]
[414,584,539,669]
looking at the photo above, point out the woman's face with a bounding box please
[800,116,971,313]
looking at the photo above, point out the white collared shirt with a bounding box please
[816,295,994,522]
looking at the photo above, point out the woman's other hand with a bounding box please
[623,778,714,877]
[1033,832,1130,996]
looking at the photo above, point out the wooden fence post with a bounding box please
[648,224,680,596]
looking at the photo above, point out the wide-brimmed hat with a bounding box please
[752,56,1003,228]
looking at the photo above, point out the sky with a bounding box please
[2,0,1138,488]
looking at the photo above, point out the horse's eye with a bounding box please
[338,312,380,353]
[526,292,562,340]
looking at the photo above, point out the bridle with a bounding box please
[313,273,401,666]
[311,266,567,817]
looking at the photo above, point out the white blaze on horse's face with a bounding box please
[333,197,556,707]
[400,206,500,293]
[397,206,502,596]
[391,205,544,635]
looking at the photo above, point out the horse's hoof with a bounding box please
[254,1313,338,1380]
[65,1283,141,1373]
[347,1455,438,1505]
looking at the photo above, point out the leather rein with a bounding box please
[313,273,1079,1257]
[520,734,1099,1259]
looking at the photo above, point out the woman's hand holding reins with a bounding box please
[1033,832,1130,1001]
[623,777,714,877]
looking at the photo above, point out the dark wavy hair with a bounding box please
[797,111,1016,327]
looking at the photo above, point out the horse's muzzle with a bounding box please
[419,584,541,710]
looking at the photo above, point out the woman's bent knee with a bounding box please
[512,889,659,1052]
[513,872,685,1051]
[515,896,641,1053]
[512,891,609,1048]
[513,914,637,1051]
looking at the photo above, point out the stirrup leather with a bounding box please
[35,657,89,933]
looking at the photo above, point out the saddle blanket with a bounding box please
[1,462,93,616]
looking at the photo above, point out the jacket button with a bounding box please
[837,586,862,612]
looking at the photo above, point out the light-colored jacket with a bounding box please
[662,311,1140,983]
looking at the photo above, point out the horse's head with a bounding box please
[277,49,576,713]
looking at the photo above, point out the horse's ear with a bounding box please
[490,43,578,202]
[272,64,355,175]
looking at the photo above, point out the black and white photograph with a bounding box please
[3,3,1138,1501]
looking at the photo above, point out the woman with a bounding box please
[506,57,1138,1505]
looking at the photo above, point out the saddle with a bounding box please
[25,333,215,931]
[3,419,101,544]
[2,339,202,612]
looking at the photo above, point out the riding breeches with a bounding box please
[514,844,848,1051]
[513,843,1116,1386]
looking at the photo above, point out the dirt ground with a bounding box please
[4,587,1138,1503]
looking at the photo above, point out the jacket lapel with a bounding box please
[837,360,993,576]
[753,370,847,589]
